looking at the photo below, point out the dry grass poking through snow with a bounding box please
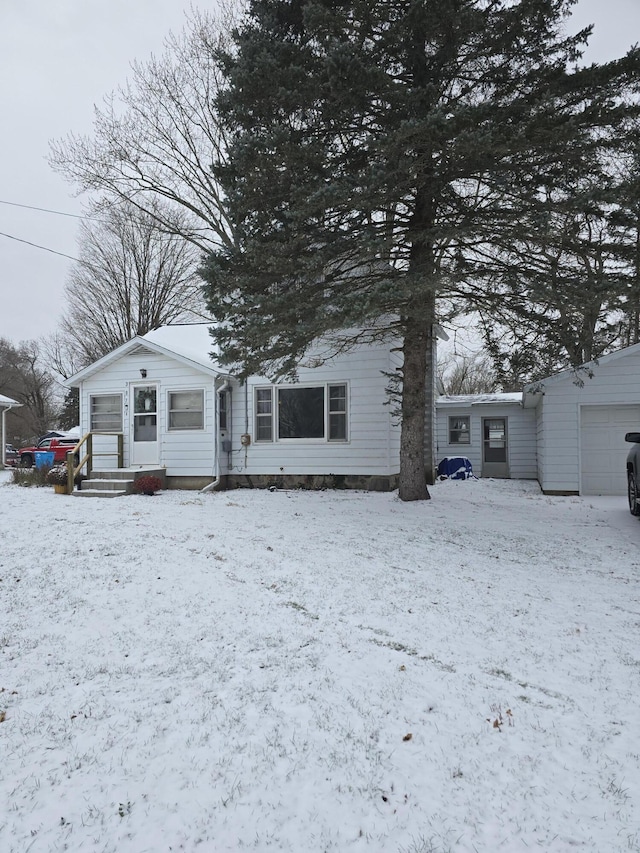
[0,474,639,852]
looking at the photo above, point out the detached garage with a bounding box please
[523,343,640,495]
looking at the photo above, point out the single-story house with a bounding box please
[66,323,403,491]
[1,393,22,470]
[66,324,640,496]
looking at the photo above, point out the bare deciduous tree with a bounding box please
[60,202,208,364]
[437,352,497,396]
[0,338,60,442]
[49,4,242,253]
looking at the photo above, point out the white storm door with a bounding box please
[131,385,159,466]
[482,417,510,478]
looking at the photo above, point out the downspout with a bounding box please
[1,403,20,471]
[201,378,231,493]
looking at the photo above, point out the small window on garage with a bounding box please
[449,415,470,445]
[168,390,204,430]
[90,394,123,431]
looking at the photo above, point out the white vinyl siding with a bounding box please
[436,402,537,480]
[231,339,400,476]
[79,350,216,475]
[531,347,640,494]
[532,344,640,496]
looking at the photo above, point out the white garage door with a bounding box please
[580,404,640,495]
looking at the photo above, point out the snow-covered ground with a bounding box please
[1,470,639,853]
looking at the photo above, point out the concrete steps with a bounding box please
[73,468,166,498]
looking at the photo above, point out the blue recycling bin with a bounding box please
[34,451,55,469]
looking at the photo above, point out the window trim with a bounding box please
[89,393,123,432]
[167,389,205,431]
[254,382,349,443]
[448,415,471,445]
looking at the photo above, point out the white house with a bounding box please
[66,323,403,491]
[65,323,640,497]
[523,343,640,496]
[435,393,538,481]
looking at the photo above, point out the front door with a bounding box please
[131,385,159,466]
[482,417,509,478]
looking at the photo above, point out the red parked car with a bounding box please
[18,437,79,468]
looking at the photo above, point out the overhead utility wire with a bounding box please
[0,230,81,264]
[0,199,90,220]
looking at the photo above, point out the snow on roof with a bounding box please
[0,393,20,407]
[437,392,523,406]
[140,323,222,372]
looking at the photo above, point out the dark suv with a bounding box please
[625,432,640,515]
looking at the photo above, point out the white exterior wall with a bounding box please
[79,350,217,477]
[532,349,640,493]
[435,403,537,479]
[224,341,401,477]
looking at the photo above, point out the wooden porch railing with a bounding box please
[67,432,124,493]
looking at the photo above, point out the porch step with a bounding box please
[72,468,166,498]
[74,486,132,498]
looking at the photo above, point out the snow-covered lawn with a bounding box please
[1,471,639,853]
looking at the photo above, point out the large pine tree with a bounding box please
[202,0,640,500]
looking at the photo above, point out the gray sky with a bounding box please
[0,0,638,347]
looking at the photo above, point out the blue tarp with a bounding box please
[437,456,474,480]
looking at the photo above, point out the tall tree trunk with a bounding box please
[399,313,432,501]
[423,304,436,486]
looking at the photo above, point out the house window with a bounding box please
[168,390,204,430]
[328,384,347,440]
[256,388,273,441]
[90,394,122,432]
[279,387,325,438]
[449,415,470,445]
[219,390,228,431]
[254,384,348,441]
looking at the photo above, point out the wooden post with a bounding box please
[117,433,123,468]
[66,450,74,494]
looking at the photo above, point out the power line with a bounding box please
[0,199,89,221]
[0,231,81,264]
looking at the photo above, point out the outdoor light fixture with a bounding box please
[140,369,147,378]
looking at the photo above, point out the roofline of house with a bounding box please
[65,335,230,387]
[523,341,640,404]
